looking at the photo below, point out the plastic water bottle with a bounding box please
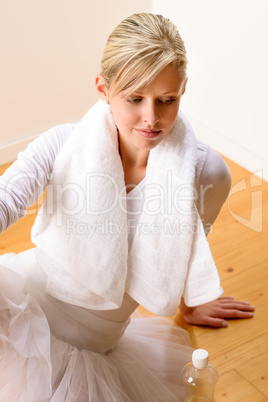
[182,349,219,402]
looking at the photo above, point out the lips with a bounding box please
[135,128,162,139]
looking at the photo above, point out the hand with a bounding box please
[179,296,255,328]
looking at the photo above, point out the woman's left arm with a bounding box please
[179,296,255,328]
[190,146,254,327]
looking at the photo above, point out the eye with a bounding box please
[127,98,142,103]
[159,98,176,105]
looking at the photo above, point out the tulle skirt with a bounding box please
[0,249,192,401]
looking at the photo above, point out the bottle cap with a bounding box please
[192,349,209,369]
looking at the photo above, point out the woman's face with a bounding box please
[107,64,187,152]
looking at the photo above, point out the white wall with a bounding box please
[2,1,267,180]
[153,0,268,180]
[0,0,151,164]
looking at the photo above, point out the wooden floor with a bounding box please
[0,157,267,401]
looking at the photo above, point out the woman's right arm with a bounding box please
[0,123,76,234]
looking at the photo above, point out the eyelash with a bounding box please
[127,98,142,103]
[127,98,176,105]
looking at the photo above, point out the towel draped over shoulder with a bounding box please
[31,100,223,316]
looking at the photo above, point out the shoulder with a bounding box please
[23,123,77,164]
[12,123,78,177]
[195,141,232,230]
[37,123,77,155]
[197,141,232,193]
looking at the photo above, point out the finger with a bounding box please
[201,316,228,328]
[217,302,255,311]
[217,309,254,319]
[217,297,255,310]
[217,297,252,306]
[216,296,235,302]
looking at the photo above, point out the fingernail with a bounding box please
[222,321,228,327]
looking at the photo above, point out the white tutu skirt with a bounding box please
[0,249,192,401]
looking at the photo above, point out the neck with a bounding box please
[118,136,149,171]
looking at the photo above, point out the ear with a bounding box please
[182,77,188,95]
[95,74,109,101]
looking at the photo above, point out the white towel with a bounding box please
[32,100,223,316]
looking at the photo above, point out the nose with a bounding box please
[142,101,159,126]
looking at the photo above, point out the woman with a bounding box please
[0,13,254,401]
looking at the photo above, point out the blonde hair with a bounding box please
[101,13,187,96]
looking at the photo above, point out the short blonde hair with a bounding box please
[101,13,187,96]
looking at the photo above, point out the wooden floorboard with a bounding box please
[1,156,267,401]
[215,370,267,401]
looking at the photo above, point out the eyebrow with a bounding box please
[131,89,179,96]
[161,90,179,95]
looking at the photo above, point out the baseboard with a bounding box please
[186,114,268,182]
[0,135,38,165]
